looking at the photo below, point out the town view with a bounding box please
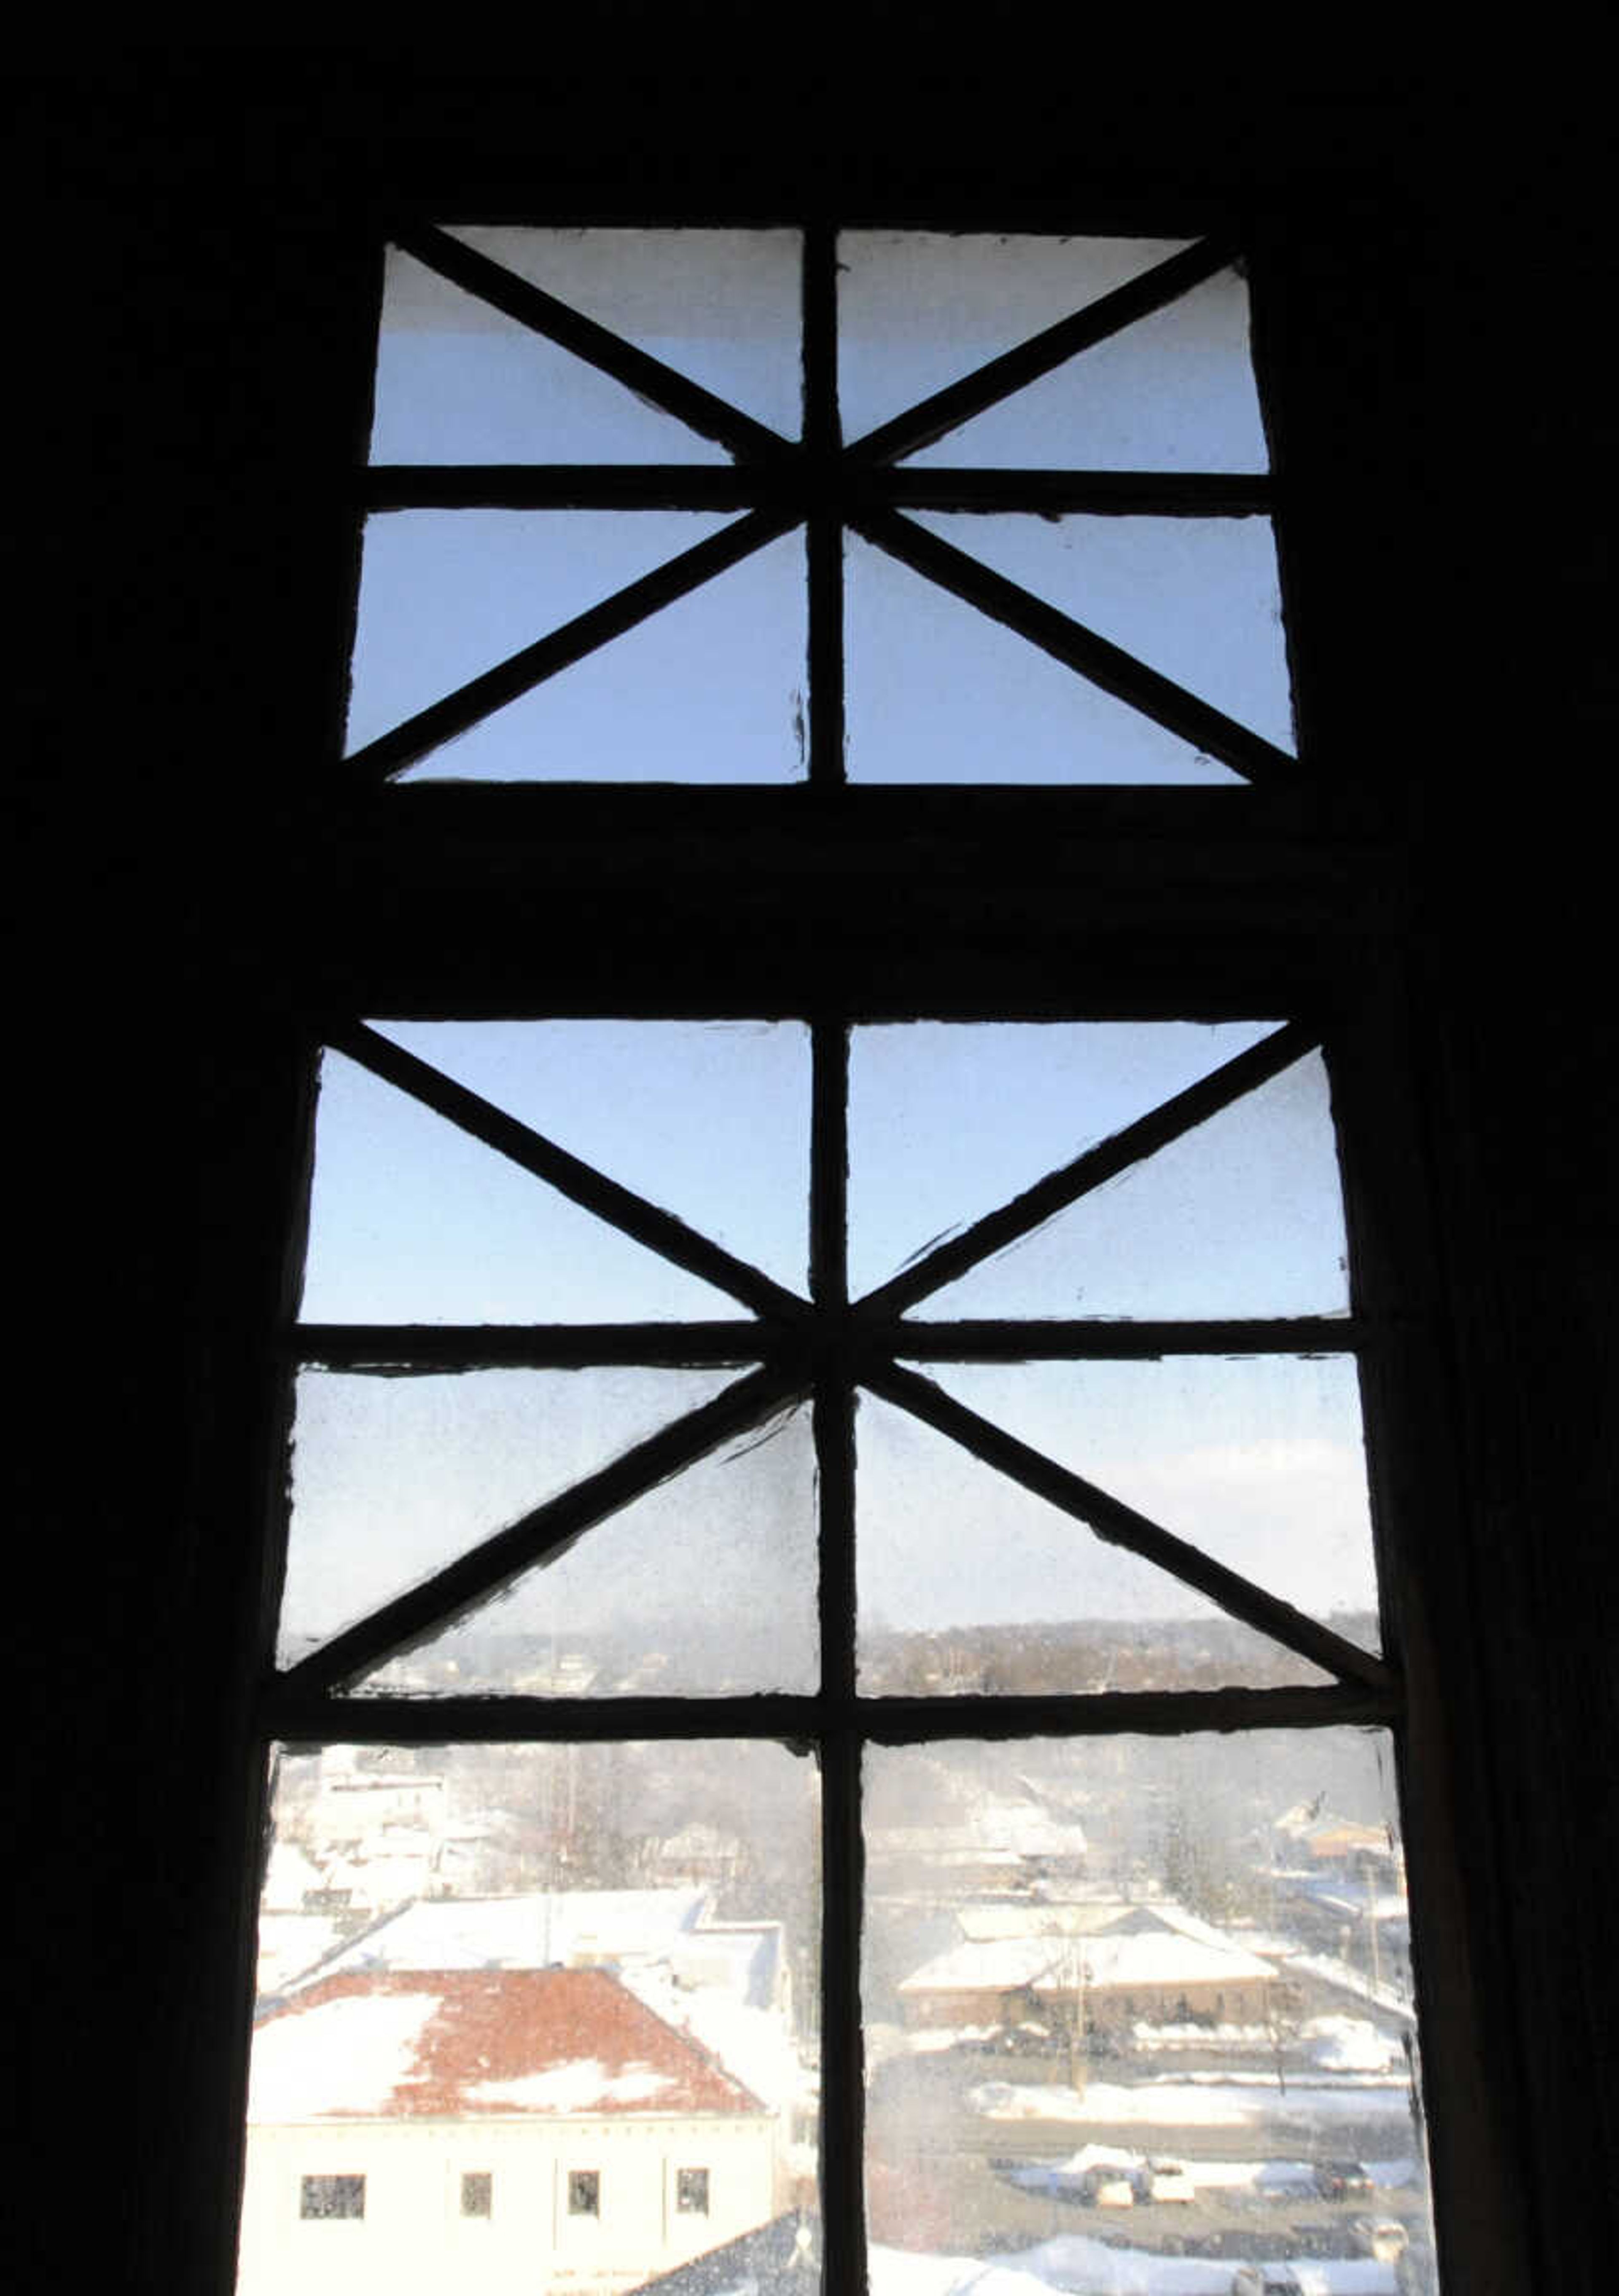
[241,1624,1436,2296]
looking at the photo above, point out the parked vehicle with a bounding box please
[1230,2268,1302,2296]
[1132,2157,1195,2203]
[1081,2163,1135,2207]
[1352,2217,1410,2261]
[1313,2158,1374,2199]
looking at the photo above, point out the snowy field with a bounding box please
[871,2237,1399,2296]
[971,2076,1415,2126]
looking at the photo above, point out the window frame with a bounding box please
[200,199,1536,2296]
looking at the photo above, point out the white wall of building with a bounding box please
[237,2112,779,2296]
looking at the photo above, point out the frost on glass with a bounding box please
[836,232,1188,446]
[907,512,1296,754]
[445,227,804,442]
[368,246,728,466]
[864,1733,1434,2278]
[919,1358,1380,1652]
[343,509,738,757]
[847,1021,1278,1302]
[277,1365,743,1670]
[855,1391,1332,1694]
[357,1402,819,1697]
[907,265,1269,472]
[299,1052,739,1326]
[393,529,806,785]
[241,1740,820,2295]
[366,1021,810,1298]
[843,532,1241,787]
[930,1052,1351,1321]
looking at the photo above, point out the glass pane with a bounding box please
[865,1732,1434,2279]
[371,1021,810,1298]
[930,1051,1351,1321]
[357,1400,818,1696]
[447,226,804,441]
[369,245,729,466]
[243,1740,820,2291]
[907,512,1295,753]
[909,265,1269,471]
[344,509,738,756]
[278,1365,742,1668]
[300,1050,740,1325]
[843,530,1241,787]
[837,232,1188,446]
[847,1021,1279,1303]
[919,1359,1379,1649]
[855,1390,1331,1692]
[396,529,806,784]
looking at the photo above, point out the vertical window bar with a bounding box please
[803,224,845,787]
[811,1015,863,2288]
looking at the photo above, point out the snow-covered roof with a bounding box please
[900,1928,1276,1998]
[249,1967,766,2123]
[294,1886,710,1982]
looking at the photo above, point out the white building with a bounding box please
[238,1967,782,2296]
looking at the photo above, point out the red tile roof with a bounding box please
[253,1967,767,2120]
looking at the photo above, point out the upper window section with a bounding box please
[350,227,1289,787]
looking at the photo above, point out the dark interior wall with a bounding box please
[15,54,1615,2291]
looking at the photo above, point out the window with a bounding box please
[299,2176,364,2221]
[675,2167,710,2215]
[223,208,1527,2296]
[460,2172,492,2218]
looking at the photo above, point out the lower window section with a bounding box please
[238,1740,818,2293]
[864,1729,1437,2283]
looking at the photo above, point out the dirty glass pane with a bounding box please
[864,1732,1434,2283]
[906,512,1295,754]
[855,1391,1331,1693]
[446,226,804,442]
[369,245,728,466]
[847,1022,1278,1304]
[300,1050,740,1325]
[278,1365,744,1669]
[368,1021,810,1298]
[344,510,740,757]
[357,1400,818,1697]
[909,265,1269,472]
[843,531,1241,786]
[919,1359,1380,1651]
[931,1051,1349,1322]
[837,232,1187,447]
[393,527,806,784]
[242,1740,820,2293]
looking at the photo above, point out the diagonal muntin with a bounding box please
[843,236,1242,467]
[273,1360,810,1700]
[344,505,800,785]
[864,1357,1393,1693]
[398,227,798,466]
[853,1020,1322,1321]
[328,1019,813,1325]
[854,506,1296,786]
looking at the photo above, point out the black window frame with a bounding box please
[34,74,1599,2296]
[231,207,1525,2296]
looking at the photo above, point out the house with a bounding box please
[898,1905,1280,2033]
[237,1967,781,2296]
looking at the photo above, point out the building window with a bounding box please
[460,2171,492,2218]
[234,216,1476,2293]
[299,2175,364,2220]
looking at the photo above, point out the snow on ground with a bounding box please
[1304,2017,1404,2073]
[971,2078,1412,2126]
[872,2241,1396,2296]
[1132,2022,1274,2052]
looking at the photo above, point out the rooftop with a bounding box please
[249,1967,766,2123]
